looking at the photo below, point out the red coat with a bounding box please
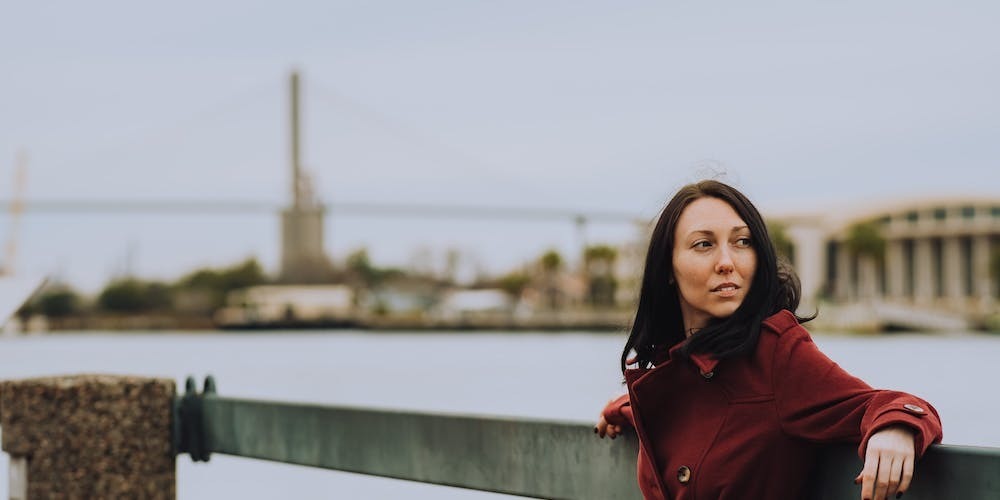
[602,309,942,499]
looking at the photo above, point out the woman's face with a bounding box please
[672,197,757,332]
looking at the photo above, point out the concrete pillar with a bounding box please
[943,236,964,306]
[0,375,176,499]
[972,235,993,305]
[836,243,853,302]
[887,239,906,301]
[786,223,825,311]
[280,207,332,283]
[858,256,879,301]
[914,238,934,304]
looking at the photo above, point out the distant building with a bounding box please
[434,289,513,322]
[279,71,334,284]
[215,284,354,328]
[280,202,333,283]
[613,220,653,308]
[363,284,438,316]
[775,196,999,328]
[520,266,587,312]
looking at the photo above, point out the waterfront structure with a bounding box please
[215,284,355,328]
[434,288,512,321]
[776,196,999,328]
[280,71,334,283]
[612,220,653,308]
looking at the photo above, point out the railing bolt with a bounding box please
[174,375,216,462]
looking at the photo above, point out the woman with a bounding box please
[595,180,942,500]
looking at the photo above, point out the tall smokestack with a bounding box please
[290,70,302,209]
[280,69,331,283]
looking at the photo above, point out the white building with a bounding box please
[775,196,999,328]
[215,284,355,327]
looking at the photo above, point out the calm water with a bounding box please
[0,330,995,499]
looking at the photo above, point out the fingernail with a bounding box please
[896,493,903,499]
[611,435,617,440]
[593,427,598,433]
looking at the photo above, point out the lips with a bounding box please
[711,282,739,292]
[711,282,740,298]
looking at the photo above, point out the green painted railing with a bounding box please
[177,378,1000,499]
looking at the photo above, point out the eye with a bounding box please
[693,240,713,249]
[735,237,752,247]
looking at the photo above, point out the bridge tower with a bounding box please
[0,151,27,277]
[279,71,333,283]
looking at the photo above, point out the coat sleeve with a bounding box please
[601,392,634,428]
[772,325,942,459]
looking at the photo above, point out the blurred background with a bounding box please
[0,1,998,498]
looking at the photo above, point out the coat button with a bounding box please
[702,371,714,379]
[903,404,925,414]
[677,466,691,484]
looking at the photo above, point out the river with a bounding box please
[0,329,995,499]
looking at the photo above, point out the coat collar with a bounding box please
[626,338,720,385]
[665,341,719,377]
[636,310,798,381]
[674,309,798,376]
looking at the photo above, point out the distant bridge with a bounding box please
[0,199,641,223]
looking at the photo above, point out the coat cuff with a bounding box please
[858,401,942,459]
[601,393,633,427]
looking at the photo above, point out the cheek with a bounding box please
[671,254,703,284]
[672,257,709,303]
[738,251,758,276]
[738,256,757,293]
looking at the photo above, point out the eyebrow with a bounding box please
[687,225,750,237]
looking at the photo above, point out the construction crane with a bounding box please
[0,150,27,277]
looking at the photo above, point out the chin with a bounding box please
[711,304,743,319]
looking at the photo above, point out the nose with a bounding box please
[716,246,734,274]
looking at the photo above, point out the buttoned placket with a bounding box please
[626,371,673,499]
[626,347,723,499]
[627,346,722,498]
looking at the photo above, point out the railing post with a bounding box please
[9,457,27,500]
[0,375,176,499]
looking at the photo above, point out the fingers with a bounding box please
[858,452,912,500]
[858,445,879,500]
[593,417,622,439]
[900,456,914,495]
[872,453,901,500]
[871,452,893,500]
[886,455,903,498]
[595,416,609,438]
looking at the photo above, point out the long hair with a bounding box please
[621,180,813,372]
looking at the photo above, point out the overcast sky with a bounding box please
[1,1,998,291]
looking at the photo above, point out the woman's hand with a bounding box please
[594,413,623,439]
[855,425,916,500]
[595,394,632,439]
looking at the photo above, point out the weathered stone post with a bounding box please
[0,375,175,499]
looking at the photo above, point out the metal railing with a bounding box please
[176,377,1000,499]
